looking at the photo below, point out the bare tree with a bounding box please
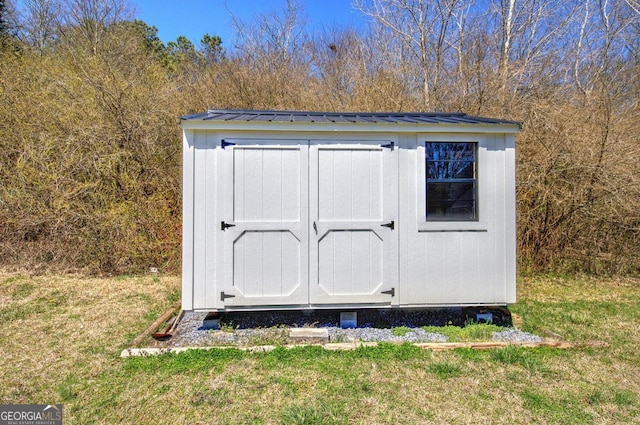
[354,0,467,110]
[60,0,133,54]
[232,0,307,69]
[19,0,61,54]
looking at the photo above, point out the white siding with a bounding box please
[182,127,518,311]
[181,130,194,310]
[192,131,217,310]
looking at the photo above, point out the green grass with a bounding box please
[391,325,412,336]
[422,321,504,341]
[1,273,639,424]
[427,361,462,378]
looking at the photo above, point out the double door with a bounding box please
[218,139,398,307]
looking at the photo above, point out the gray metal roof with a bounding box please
[181,109,521,127]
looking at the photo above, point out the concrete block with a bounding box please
[289,328,329,341]
[340,312,357,329]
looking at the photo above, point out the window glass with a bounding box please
[426,142,477,221]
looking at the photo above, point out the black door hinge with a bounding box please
[381,142,394,150]
[221,221,236,231]
[221,139,236,149]
[381,288,395,297]
[381,220,395,230]
[220,292,236,301]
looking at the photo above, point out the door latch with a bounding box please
[381,288,395,297]
[381,220,395,230]
[221,221,236,231]
[381,142,394,150]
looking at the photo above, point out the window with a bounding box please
[425,142,477,221]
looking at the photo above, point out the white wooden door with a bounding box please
[309,141,398,305]
[219,139,309,307]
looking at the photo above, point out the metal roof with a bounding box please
[181,109,521,127]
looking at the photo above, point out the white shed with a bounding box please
[180,110,520,312]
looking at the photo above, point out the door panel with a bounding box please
[220,141,308,307]
[318,149,383,221]
[310,142,398,305]
[318,229,383,296]
[233,147,300,222]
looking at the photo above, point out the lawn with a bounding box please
[1,272,639,424]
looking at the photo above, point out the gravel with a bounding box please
[161,308,542,348]
[492,329,543,343]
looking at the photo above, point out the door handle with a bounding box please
[313,221,317,235]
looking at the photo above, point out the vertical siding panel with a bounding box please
[425,232,444,303]
[333,149,352,220]
[262,232,282,296]
[370,231,383,292]
[369,149,383,221]
[351,150,370,220]
[447,233,463,302]
[256,149,265,221]
[401,135,421,305]
[504,134,517,303]
[491,135,505,302]
[204,131,217,308]
[318,149,334,221]
[262,149,282,220]
[459,232,480,301]
[192,131,208,309]
[281,230,300,296]
[350,231,369,294]
[234,149,245,222]
[333,231,350,294]
[281,148,300,221]
[487,135,504,302]
[318,231,333,294]
[242,149,263,221]
[243,232,262,296]
[233,234,245,295]
[181,129,195,310]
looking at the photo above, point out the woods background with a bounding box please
[0,0,638,275]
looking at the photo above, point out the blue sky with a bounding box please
[132,0,366,48]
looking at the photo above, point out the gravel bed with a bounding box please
[492,329,543,343]
[160,308,540,348]
[326,327,448,343]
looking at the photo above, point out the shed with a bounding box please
[180,110,520,311]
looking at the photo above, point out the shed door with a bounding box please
[220,140,309,307]
[309,141,398,305]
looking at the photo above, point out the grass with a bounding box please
[422,321,505,341]
[1,273,639,424]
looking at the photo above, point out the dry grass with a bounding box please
[1,272,639,424]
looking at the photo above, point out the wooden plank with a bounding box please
[414,340,609,351]
[129,306,177,347]
[122,339,608,357]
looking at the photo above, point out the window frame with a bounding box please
[425,141,478,222]
[417,139,487,232]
